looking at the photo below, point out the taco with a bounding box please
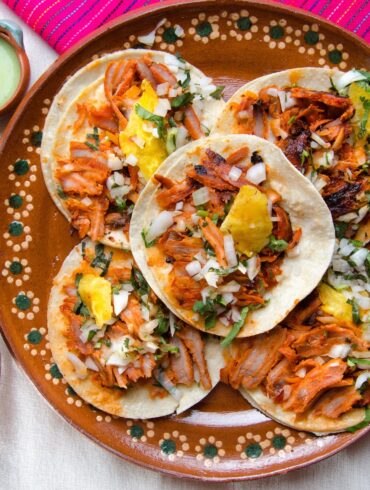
[222,266,370,434]
[214,68,370,432]
[41,50,225,249]
[213,67,369,222]
[47,240,224,418]
[130,134,335,343]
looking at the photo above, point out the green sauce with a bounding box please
[0,38,21,108]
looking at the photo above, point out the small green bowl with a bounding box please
[0,20,30,117]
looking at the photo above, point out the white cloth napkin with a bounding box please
[0,3,369,489]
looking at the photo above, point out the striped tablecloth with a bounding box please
[1,0,369,54]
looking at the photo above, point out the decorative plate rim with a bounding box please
[0,0,369,482]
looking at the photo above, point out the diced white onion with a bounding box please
[224,234,238,267]
[231,307,241,322]
[186,260,202,277]
[328,343,351,358]
[351,248,369,267]
[139,319,159,341]
[311,132,330,148]
[85,357,99,372]
[146,211,174,242]
[174,24,185,37]
[247,255,260,281]
[201,287,212,303]
[238,110,251,120]
[176,125,188,148]
[355,371,370,390]
[126,153,138,166]
[154,98,171,117]
[81,197,93,207]
[106,352,130,367]
[219,281,241,293]
[137,18,167,46]
[131,135,145,148]
[335,70,367,91]
[222,293,235,305]
[192,186,210,206]
[266,88,279,97]
[169,312,176,336]
[228,166,242,181]
[175,201,184,211]
[107,153,124,170]
[66,353,87,379]
[246,162,266,185]
[191,213,200,225]
[219,316,230,326]
[113,290,129,316]
[296,368,306,378]
[169,88,179,98]
[156,82,169,96]
[277,90,296,112]
[204,271,219,287]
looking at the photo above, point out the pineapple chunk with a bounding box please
[78,274,113,327]
[221,184,272,256]
[119,79,167,180]
[348,82,370,138]
[318,283,352,324]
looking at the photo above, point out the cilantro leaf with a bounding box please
[221,307,249,347]
[135,103,165,138]
[210,86,225,100]
[268,236,288,252]
[171,92,194,109]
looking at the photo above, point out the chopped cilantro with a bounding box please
[288,115,297,125]
[359,96,370,139]
[221,307,249,347]
[130,267,149,296]
[135,103,165,138]
[175,52,186,64]
[197,210,209,218]
[85,141,98,151]
[210,86,225,100]
[86,127,99,145]
[334,221,349,239]
[115,197,127,212]
[347,407,370,432]
[171,92,194,109]
[87,330,97,342]
[348,358,370,367]
[91,243,113,276]
[268,236,288,252]
[301,149,310,165]
[81,241,86,258]
[179,70,191,89]
[141,229,156,248]
[193,299,217,329]
[57,185,66,199]
[347,298,361,324]
[155,317,169,335]
[211,213,219,225]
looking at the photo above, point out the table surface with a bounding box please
[0,3,369,489]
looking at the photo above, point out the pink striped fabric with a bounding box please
[2,0,370,54]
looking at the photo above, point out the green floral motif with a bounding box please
[203,443,218,458]
[14,160,29,176]
[67,385,76,396]
[9,261,22,274]
[245,443,262,458]
[15,294,31,310]
[163,27,179,44]
[304,30,319,45]
[329,49,342,64]
[161,439,176,454]
[27,330,42,344]
[9,194,23,209]
[270,25,284,39]
[196,21,212,37]
[237,17,252,31]
[31,131,43,147]
[50,363,63,379]
[8,221,23,236]
[130,425,144,438]
[272,435,286,449]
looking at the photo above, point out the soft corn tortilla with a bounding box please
[240,386,366,435]
[130,134,335,338]
[213,67,344,135]
[48,241,224,419]
[41,49,225,249]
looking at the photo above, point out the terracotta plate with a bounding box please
[0,0,369,481]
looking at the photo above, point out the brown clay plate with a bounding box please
[0,0,369,481]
